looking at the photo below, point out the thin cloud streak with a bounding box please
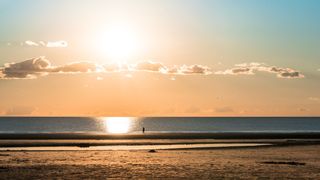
[46,41,68,48]
[25,40,39,47]
[22,40,68,48]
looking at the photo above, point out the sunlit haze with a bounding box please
[0,0,320,116]
[94,24,143,61]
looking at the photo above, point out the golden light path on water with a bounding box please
[102,117,133,134]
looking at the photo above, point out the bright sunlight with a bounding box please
[103,117,132,134]
[94,24,142,61]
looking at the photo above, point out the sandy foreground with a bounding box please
[0,144,319,179]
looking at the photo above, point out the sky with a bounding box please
[0,0,319,116]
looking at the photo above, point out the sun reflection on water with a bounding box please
[103,117,132,134]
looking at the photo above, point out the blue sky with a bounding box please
[1,0,320,67]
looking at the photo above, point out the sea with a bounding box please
[0,117,319,134]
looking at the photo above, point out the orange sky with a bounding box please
[0,0,320,116]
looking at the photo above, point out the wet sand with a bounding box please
[0,143,271,151]
[0,142,319,179]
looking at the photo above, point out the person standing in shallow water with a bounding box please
[142,127,145,133]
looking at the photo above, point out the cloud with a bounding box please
[215,67,253,75]
[216,62,304,79]
[277,71,303,78]
[0,57,100,79]
[46,41,68,48]
[178,64,212,75]
[0,58,306,80]
[0,57,211,79]
[134,61,167,72]
[1,58,305,80]
[51,62,98,73]
[1,57,52,79]
[23,40,68,48]
[268,66,304,79]
[25,40,39,47]
[105,61,212,75]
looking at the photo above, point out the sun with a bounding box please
[95,25,141,61]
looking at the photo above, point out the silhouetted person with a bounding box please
[142,127,145,133]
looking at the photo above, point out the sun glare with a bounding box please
[95,25,141,61]
[103,117,132,134]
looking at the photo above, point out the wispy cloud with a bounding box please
[215,62,304,79]
[25,40,39,47]
[22,40,68,48]
[46,41,68,48]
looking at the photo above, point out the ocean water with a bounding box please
[0,117,319,134]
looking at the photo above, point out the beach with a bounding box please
[0,141,319,179]
[0,118,319,179]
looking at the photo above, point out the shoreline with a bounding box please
[1,132,320,140]
[0,139,320,149]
